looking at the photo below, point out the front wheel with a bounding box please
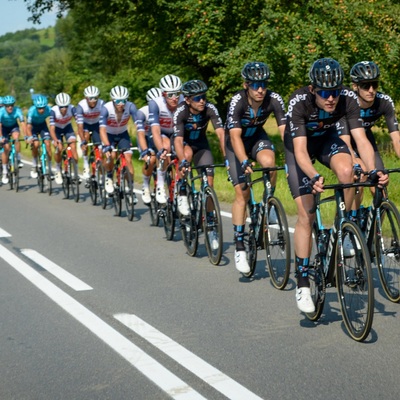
[37,166,44,193]
[375,201,400,303]
[113,184,122,217]
[181,187,198,257]
[122,168,135,221]
[69,158,79,202]
[203,187,223,265]
[264,197,291,290]
[163,200,175,240]
[305,261,326,322]
[62,168,70,199]
[336,221,373,342]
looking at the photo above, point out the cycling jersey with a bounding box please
[27,105,51,125]
[50,104,77,129]
[0,106,25,127]
[99,101,138,135]
[135,105,149,135]
[75,98,105,126]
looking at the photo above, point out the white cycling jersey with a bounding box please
[135,105,150,135]
[76,98,104,125]
[50,105,77,129]
[99,101,138,135]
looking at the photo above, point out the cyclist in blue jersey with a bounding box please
[50,92,82,184]
[26,95,53,179]
[225,62,286,274]
[76,86,105,179]
[0,95,26,184]
[284,58,388,313]
[136,87,162,204]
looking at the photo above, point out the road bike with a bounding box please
[86,137,105,206]
[180,163,225,265]
[61,143,80,202]
[307,181,375,342]
[103,147,137,221]
[242,167,291,289]
[355,168,400,303]
[35,137,52,196]
[7,138,23,192]
[144,151,161,227]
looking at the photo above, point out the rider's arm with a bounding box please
[49,110,58,143]
[390,130,400,158]
[148,100,163,152]
[75,104,84,140]
[215,127,226,158]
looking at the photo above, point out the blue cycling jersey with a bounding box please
[0,106,25,127]
[27,105,51,125]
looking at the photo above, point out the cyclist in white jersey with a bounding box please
[135,87,162,204]
[76,86,105,179]
[148,74,184,203]
[49,92,82,184]
[99,85,139,194]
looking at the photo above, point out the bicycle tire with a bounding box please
[37,166,44,193]
[13,151,19,192]
[149,175,160,226]
[44,155,52,196]
[181,186,198,257]
[203,186,223,265]
[242,230,257,278]
[264,197,291,290]
[69,158,79,202]
[97,164,107,209]
[336,221,374,342]
[122,168,135,221]
[164,200,175,240]
[62,170,70,199]
[375,200,400,303]
[8,157,14,190]
[305,261,326,322]
[113,185,122,217]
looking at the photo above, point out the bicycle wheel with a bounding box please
[203,186,223,265]
[8,158,14,190]
[163,200,175,240]
[264,197,291,290]
[181,187,198,257]
[305,261,326,322]
[97,164,107,208]
[122,168,135,221]
[375,201,400,303]
[336,221,374,341]
[62,169,70,199]
[44,155,52,196]
[149,176,160,227]
[242,230,257,278]
[13,151,19,192]
[37,166,44,193]
[69,158,79,202]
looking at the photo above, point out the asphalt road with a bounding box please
[0,166,399,400]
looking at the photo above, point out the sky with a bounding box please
[0,0,58,36]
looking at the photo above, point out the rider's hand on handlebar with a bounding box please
[308,174,324,194]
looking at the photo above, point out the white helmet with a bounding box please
[84,85,100,98]
[146,87,163,102]
[110,85,129,101]
[159,74,182,92]
[55,92,71,107]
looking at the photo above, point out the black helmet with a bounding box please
[350,61,380,83]
[241,62,270,82]
[181,80,208,96]
[309,58,343,89]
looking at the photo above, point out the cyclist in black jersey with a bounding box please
[284,58,388,313]
[172,79,225,216]
[225,62,286,274]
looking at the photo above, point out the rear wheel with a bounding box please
[13,152,19,192]
[44,155,52,196]
[336,221,373,342]
[181,187,198,257]
[149,175,160,226]
[69,158,79,202]
[375,200,400,303]
[97,164,107,209]
[164,201,175,240]
[265,197,291,290]
[305,261,326,322]
[62,167,70,199]
[203,187,223,265]
[37,165,44,193]
[242,230,257,278]
[113,183,122,217]
[122,168,135,221]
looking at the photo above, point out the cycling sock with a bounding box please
[296,256,310,288]
[157,169,165,186]
[2,164,7,173]
[32,157,37,167]
[56,163,61,172]
[234,225,245,251]
[142,175,150,187]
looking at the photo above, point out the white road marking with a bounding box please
[115,313,264,400]
[21,249,93,291]
[0,244,206,400]
[0,227,11,237]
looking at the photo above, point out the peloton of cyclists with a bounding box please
[0,95,26,184]
[284,57,388,314]
[225,62,287,274]
[172,79,225,216]
[76,86,105,179]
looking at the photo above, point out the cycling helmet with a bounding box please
[159,74,182,92]
[110,85,129,101]
[84,85,100,98]
[34,95,48,108]
[181,80,208,97]
[309,58,343,89]
[350,61,380,83]
[55,92,71,107]
[146,87,163,102]
[3,95,16,105]
[241,62,270,82]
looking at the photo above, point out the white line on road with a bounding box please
[21,249,93,291]
[115,313,264,400]
[0,244,206,400]
[0,227,11,237]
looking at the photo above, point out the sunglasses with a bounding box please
[315,89,341,99]
[114,99,127,105]
[87,97,98,101]
[5,104,15,107]
[191,94,206,102]
[358,81,379,90]
[59,106,68,109]
[166,92,180,99]
[247,81,267,90]
[37,107,45,111]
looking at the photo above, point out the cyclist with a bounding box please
[26,94,53,179]
[49,92,81,184]
[225,62,286,274]
[348,61,400,218]
[99,85,139,195]
[0,95,26,184]
[148,74,183,204]
[76,86,105,179]
[172,79,225,216]
[284,57,388,313]
[136,87,163,204]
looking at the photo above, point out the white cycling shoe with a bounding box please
[296,287,315,313]
[178,195,190,216]
[234,250,250,274]
[156,186,167,204]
